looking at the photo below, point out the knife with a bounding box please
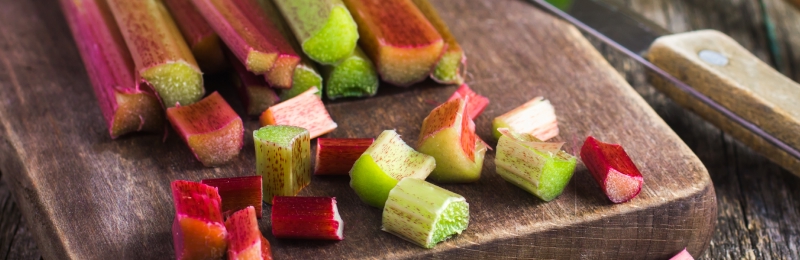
[527,0,800,177]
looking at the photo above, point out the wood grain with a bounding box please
[0,0,718,259]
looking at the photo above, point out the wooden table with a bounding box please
[1,0,798,259]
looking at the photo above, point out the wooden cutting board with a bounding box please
[0,0,716,259]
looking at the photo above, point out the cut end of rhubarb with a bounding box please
[226,206,269,260]
[229,50,280,116]
[260,87,337,139]
[264,53,300,89]
[246,51,279,74]
[254,125,311,203]
[411,0,465,85]
[201,176,263,219]
[271,196,344,240]
[167,92,244,167]
[670,248,695,260]
[447,84,488,120]
[492,97,558,141]
[324,47,379,100]
[382,178,468,249]
[418,98,486,183]
[580,136,644,204]
[301,5,359,64]
[315,138,375,175]
[280,62,323,100]
[111,91,165,138]
[171,180,227,260]
[142,61,205,107]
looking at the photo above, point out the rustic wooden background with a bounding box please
[1,0,798,259]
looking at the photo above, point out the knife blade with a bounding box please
[527,0,800,176]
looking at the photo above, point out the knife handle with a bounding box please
[646,29,800,175]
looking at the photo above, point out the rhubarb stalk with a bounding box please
[410,0,466,84]
[271,196,344,240]
[201,176,263,219]
[171,180,227,260]
[273,0,359,64]
[59,0,164,139]
[163,0,227,73]
[342,0,444,86]
[580,136,644,203]
[447,84,489,120]
[166,92,244,167]
[228,51,280,116]
[107,0,205,107]
[254,125,311,203]
[382,178,469,249]
[225,206,273,260]
[492,97,558,141]
[322,47,380,99]
[315,138,374,175]
[259,87,338,139]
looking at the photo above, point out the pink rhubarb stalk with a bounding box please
[59,0,164,139]
[201,176,263,219]
[447,84,489,120]
[315,138,374,175]
[171,180,227,260]
[225,206,273,260]
[191,0,299,88]
[163,0,227,73]
[259,87,337,139]
[580,136,644,203]
[228,51,280,116]
[271,196,344,240]
[167,92,244,167]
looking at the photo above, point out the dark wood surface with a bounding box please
[0,0,796,260]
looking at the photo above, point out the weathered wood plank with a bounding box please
[0,172,40,260]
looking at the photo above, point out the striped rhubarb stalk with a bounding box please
[341,0,444,86]
[192,0,300,88]
[273,0,359,65]
[259,87,337,139]
[201,176,263,219]
[411,0,466,84]
[315,138,374,175]
[59,0,164,139]
[107,0,205,108]
[580,136,644,203]
[492,97,559,141]
[271,196,344,240]
[225,206,273,260]
[163,0,227,74]
[166,92,244,167]
[254,125,311,203]
[447,84,489,120]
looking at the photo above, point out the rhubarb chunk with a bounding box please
[228,52,280,116]
[201,176,263,219]
[273,0,359,64]
[495,128,577,201]
[271,196,344,240]
[315,138,374,175]
[670,248,695,260]
[171,180,227,260]
[492,97,558,141]
[107,0,205,107]
[279,62,324,100]
[59,0,164,138]
[259,87,337,139]
[382,178,469,249]
[350,130,436,208]
[323,47,380,99]
[410,0,466,84]
[418,98,487,183]
[342,0,444,86]
[580,136,644,203]
[164,0,226,73]
[225,206,272,260]
[447,84,489,120]
[167,92,244,167]
[192,0,299,88]
[254,126,311,203]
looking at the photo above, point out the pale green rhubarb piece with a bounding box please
[495,128,577,201]
[107,0,205,107]
[254,125,311,203]
[273,0,359,64]
[350,130,436,208]
[418,98,487,183]
[493,97,559,141]
[323,47,379,99]
[382,178,469,249]
[411,0,466,84]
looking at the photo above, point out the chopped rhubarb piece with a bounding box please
[341,0,444,86]
[495,128,577,201]
[315,138,374,175]
[254,126,311,203]
[164,0,226,73]
[492,97,558,141]
[670,248,694,260]
[271,196,344,240]
[191,0,299,88]
[171,180,227,260]
[350,130,435,208]
[580,136,644,203]
[382,178,469,248]
[418,98,487,183]
[228,51,280,116]
[259,87,337,139]
[410,0,466,84]
[322,47,380,99]
[167,92,244,167]
[273,0,359,64]
[447,84,489,120]
[107,0,205,107]
[59,0,164,138]
[259,235,274,260]
[225,206,272,260]
[201,176,263,219]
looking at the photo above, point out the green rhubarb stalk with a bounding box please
[273,0,359,64]
[382,178,469,249]
[254,125,311,203]
[323,47,379,99]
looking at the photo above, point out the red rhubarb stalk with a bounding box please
[259,87,338,139]
[271,196,344,240]
[167,92,244,167]
[163,0,227,73]
[315,138,375,175]
[225,206,273,260]
[201,176,263,219]
[580,136,644,203]
[171,180,227,260]
[227,50,280,116]
[447,84,489,120]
